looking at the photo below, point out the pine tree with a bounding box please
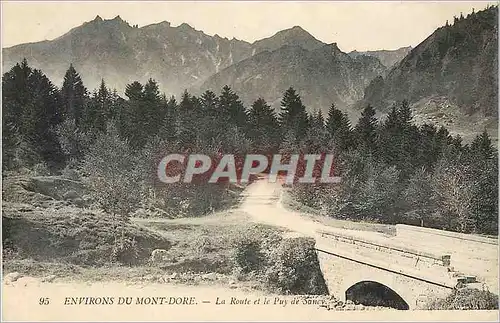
[2,60,64,167]
[247,98,280,153]
[142,78,164,140]
[278,87,309,142]
[61,64,87,125]
[83,79,113,132]
[199,90,220,140]
[354,105,377,154]
[159,95,178,142]
[377,100,419,179]
[121,81,148,148]
[470,130,494,160]
[218,85,247,129]
[325,104,352,154]
[177,90,199,149]
[124,81,144,101]
[313,109,325,129]
[417,123,442,169]
[301,109,328,154]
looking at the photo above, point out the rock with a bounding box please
[150,249,168,263]
[344,304,355,311]
[4,272,22,284]
[202,273,217,281]
[143,274,156,282]
[63,190,79,200]
[41,275,57,283]
[229,280,238,289]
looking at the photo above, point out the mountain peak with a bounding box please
[112,15,123,22]
[94,15,103,22]
[177,22,195,31]
[252,25,324,52]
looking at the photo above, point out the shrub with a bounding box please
[110,231,140,266]
[264,237,328,295]
[55,118,93,164]
[233,238,265,274]
[425,288,499,310]
[81,123,144,217]
[33,162,51,176]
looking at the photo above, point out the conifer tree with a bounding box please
[83,79,113,132]
[325,104,352,153]
[142,78,164,140]
[470,130,494,160]
[354,105,377,154]
[247,98,280,152]
[218,85,247,129]
[3,60,63,167]
[199,90,220,139]
[177,90,199,149]
[158,95,178,142]
[61,64,87,125]
[278,87,309,142]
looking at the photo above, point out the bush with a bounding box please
[110,231,140,266]
[425,288,499,310]
[33,162,51,176]
[264,237,328,295]
[233,238,265,274]
[55,118,93,164]
[81,123,144,217]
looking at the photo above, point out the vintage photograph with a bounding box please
[1,1,499,321]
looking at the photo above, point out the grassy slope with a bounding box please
[1,175,288,292]
[3,208,285,292]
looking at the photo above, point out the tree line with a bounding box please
[2,59,497,234]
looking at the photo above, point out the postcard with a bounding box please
[2,1,499,321]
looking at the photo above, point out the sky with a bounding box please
[1,1,496,52]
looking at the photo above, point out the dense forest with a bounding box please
[2,59,498,235]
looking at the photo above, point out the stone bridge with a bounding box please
[314,225,498,310]
[239,177,498,310]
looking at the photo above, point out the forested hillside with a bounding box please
[360,6,498,119]
[3,60,498,235]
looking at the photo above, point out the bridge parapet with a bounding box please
[395,224,498,246]
[317,229,451,267]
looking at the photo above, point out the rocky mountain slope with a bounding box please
[251,26,326,53]
[3,16,386,112]
[2,18,333,97]
[198,43,387,114]
[348,46,412,69]
[358,7,498,124]
[2,16,254,95]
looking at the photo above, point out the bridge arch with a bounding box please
[345,280,409,310]
[339,273,418,309]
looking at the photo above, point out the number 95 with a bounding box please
[39,297,50,305]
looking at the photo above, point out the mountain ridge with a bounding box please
[2,16,395,99]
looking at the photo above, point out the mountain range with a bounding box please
[2,15,401,111]
[2,6,498,140]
